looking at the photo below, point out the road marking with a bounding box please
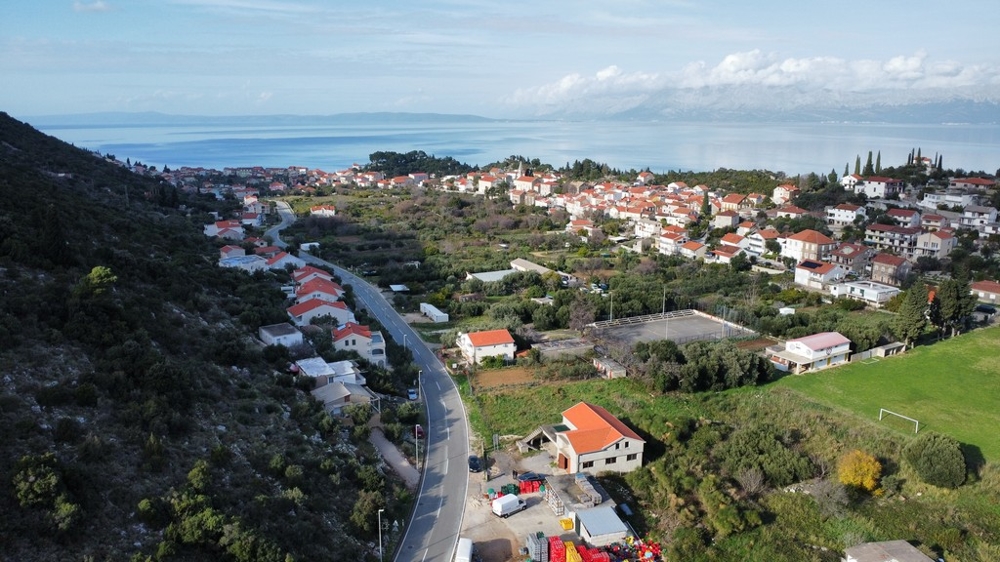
[420,549,428,562]
[434,380,440,390]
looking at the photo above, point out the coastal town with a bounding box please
[173,149,998,561]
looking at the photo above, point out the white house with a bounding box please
[457,329,516,364]
[856,176,904,198]
[830,281,901,308]
[679,240,707,260]
[914,230,956,259]
[292,265,335,285]
[746,228,781,256]
[712,245,744,265]
[332,322,386,367]
[769,331,852,374]
[310,381,375,415]
[886,208,921,228]
[266,251,306,271]
[295,278,345,303]
[286,299,355,327]
[552,402,645,475]
[772,184,800,205]
[960,205,998,230]
[259,323,304,347]
[971,280,1000,303]
[310,204,337,217]
[919,191,977,211]
[794,260,845,290]
[826,203,866,227]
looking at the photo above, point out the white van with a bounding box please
[491,494,527,518]
[455,537,473,562]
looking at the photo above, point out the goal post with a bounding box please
[878,408,920,433]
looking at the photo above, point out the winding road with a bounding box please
[268,201,469,562]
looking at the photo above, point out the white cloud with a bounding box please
[507,51,1000,115]
[73,1,111,12]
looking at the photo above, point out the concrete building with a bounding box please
[258,323,304,348]
[782,229,836,263]
[457,329,516,364]
[830,281,901,308]
[553,402,645,475]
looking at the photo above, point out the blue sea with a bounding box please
[30,117,1000,176]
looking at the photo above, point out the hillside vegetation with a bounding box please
[0,113,401,561]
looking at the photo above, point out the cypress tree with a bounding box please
[875,151,881,174]
[854,155,861,175]
[863,151,874,176]
[844,163,849,177]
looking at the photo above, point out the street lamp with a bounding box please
[403,334,408,350]
[378,508,385,562]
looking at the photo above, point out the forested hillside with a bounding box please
[0,113,387,561]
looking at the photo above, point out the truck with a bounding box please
[454,537,473,562]
[491,494,527,518]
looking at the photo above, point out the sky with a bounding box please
[2,0,999,119]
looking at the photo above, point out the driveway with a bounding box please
[369,427,420,490]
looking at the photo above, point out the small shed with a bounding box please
[389,284,410,293]
[575,506,630,547]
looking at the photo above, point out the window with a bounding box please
[605,457,617,465]
[624,442,629,448]
[615,443,620,450]
[581,461,594,469]
[627,454,638,461]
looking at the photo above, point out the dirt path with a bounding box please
[368,427,420,490]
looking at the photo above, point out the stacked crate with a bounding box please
[564,542,582,562]
[526,533,548,562]
[548,537,566,562]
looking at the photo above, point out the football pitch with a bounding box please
[591,309,755,345]
[777,326,1000,461]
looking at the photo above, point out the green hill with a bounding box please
[0,113,389,561]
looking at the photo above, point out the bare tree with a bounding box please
[735,466,767,498]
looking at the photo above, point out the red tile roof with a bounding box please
[293,265,334,282]
[971,280,1000,294]
[296,278,344,297]
[286,299,348,316]
[786,229,835,245]
[561,402,644,454]
[332,322,372,342]
[467,329,515,347]
[872,253,907,266]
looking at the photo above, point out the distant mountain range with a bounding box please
[23,98,1000,127]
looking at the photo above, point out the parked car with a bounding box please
[407,388,419,400]
[516,471,545,483]
[468,455,482,473]
[415,424,424,439]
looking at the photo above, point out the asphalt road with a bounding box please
[270,202,469,562]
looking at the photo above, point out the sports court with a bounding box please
[589,309,755,345]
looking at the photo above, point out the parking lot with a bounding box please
[462,449,574,562]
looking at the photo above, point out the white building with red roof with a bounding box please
[310,205,337,217]
[826,203,866,227]
[886,208,921,228]
[295,277,345,303]
[712,244,745,265]
[219,245,245,260]
[794,260,845,290]
[286,299,355,327]
[971,280,1000,304]
[332,322,386,367]
[856,176,904,199]
[679,240,707,260]
[266,251,306,271]
[549,402,645,475]
[949,177,996,190]
[769,332,852,374]
[457,329,516,364]
[292,265,335,285]
[782,229,836,263]
[772,184,800,205]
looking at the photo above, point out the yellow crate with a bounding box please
[559,518,574,530]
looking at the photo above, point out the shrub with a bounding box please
[903,432,966,488]
[838,449,882,492]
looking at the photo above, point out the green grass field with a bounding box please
[776,326,1000,461]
